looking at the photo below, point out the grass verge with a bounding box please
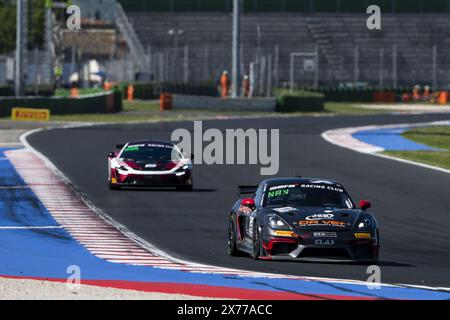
[384,125,450,170]
[1,101,390,123]
[324,103,391,115]
[54,88,105,97]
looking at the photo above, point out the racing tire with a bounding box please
[227,218,238,256]
[176,184,193,191]
[251,223,263,260]
[109,182,121,190]
[368,229,380,265]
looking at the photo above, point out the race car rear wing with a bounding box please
[238,185,257,196]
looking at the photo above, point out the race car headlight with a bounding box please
[118,165,128,171]
[176,164,191,172]
[266,214,292,230]
[358,216,374,229]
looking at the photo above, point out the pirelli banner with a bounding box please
[11,108,50,121]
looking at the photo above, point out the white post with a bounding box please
[274,45,279,87]
[15,0,26,96]
[183,44,189,84]
[231,0,241,97]
[249,62,256,98]
[290,53,295,93]
[203,46,210,81]
[34,47,40,95]
[45,2,53,86]
[379,48,384,89]
[354,45,359,85]
[314,43,319,89]
[267,54,273,97]
[259,55,266,96]
[393,45,397,89]
[432,45,437,89]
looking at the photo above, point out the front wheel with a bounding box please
[251,224,263,260]
[227,218,238,256]
[109,182,120,190]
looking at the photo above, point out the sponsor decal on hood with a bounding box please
[305,213,335,221]
[299,220,348,228]
[273,206,298,213]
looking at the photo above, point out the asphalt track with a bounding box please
[27,113,450,287]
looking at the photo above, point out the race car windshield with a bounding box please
[120,144,182,161]
[264,184,354,209]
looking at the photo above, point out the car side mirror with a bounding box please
[241,198,255,209]
[108,152,115,158]
[359,200,371,211]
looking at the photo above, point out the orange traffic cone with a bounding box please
[70,88,79,97]
[127,85,134,101]
[438,91,448,105]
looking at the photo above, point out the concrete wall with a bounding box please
[172,94,276,111]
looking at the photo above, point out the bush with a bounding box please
[0,85,12,96]
[276,90,325,112]
[295,86,410,103]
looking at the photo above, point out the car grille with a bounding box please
[299,248,351,259]
[271,243,298,256]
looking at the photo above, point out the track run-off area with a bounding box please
[3,112,449,299]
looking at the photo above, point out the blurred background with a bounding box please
[1,0,450,100]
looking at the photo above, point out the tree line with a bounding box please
[0,0,45,55]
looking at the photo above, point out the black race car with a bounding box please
[227,178,379,263]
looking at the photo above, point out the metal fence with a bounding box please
[0,51,52,86]
[3,43,449,95]
[108,43,450,93]
[118,0,450,13]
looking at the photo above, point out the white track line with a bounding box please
[322,120,450,174]
[0,226,63,230]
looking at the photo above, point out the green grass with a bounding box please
[49,101,385,123]
[122,100,160,112]
[124,100,380,116]
[384,126,450,170]
[50,99,260,123]
[324,102,391,115]
[2,98,391,123]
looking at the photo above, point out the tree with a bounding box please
[0,1,16,54]
[0,0,45,54]
[29,0,45,49]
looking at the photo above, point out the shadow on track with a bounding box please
[110,187,217,193]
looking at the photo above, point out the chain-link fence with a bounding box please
[0,51,52,86]
[5,3,450,97]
